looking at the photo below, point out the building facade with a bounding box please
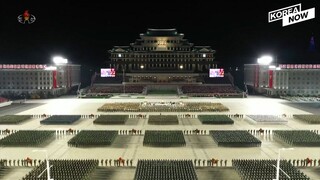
[0,64,81,96]
[244,64,320,96]
[108,29,217,83]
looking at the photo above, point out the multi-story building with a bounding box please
[0,63,81,96]
[108,28,217,83]
[244,63,320,96]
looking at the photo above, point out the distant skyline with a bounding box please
[0,0,319,69]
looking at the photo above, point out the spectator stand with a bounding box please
[181,84,242,98]
[68,130,118,147]
[93,115,129,125]
[0,130,55,147]
[143,130,186,147]
[232,159,310,180]
[246,115,288,124]
[22,159,99,180]
[134,159,198,180]
[40,115,82,125]
[273,130,320,147]
[209,130,261,147]
[0,115,32,124]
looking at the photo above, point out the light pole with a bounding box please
[53,56,68,64]
[122,66,125,95]
[32,150,53,180]
[257,55,273,65]
[274,148,294,180]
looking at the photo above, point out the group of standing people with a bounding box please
[100,158,133,167]
[194,159,228,167]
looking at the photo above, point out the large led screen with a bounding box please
[101,68,116,77]
[209,69,224,77]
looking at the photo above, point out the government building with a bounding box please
[88,29,242,97]
[0,63,81,97]
[108,28,217,84]
[244,63,320,96]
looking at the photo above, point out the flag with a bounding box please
[308,36,316,52]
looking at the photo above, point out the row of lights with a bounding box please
[138,65,184,69]
[118,54,207,58]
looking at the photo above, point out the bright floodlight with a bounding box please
[257,55,273,65]
[53,56,68,64]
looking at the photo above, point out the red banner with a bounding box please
[52,70,57,88]
[269,70,273,88]
[254,65,259,88]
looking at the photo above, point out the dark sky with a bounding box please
[0,0,319,69]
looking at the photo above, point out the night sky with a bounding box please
[0,0,319,70]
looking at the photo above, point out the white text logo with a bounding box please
[268,4,315,26]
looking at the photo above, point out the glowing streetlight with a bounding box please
[179,65,183,69]
[273,148,294,180]
[140,65,144,69]
[257,55,273,65]
[32,150,53,180]
[53,56,68,64]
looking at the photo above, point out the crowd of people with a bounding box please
[93,115,129,125]
[143,130,186,147]
[198,115,234,124]
[293,114,320,124]
[181,85,241,97]
[232,159,310,180]
[281,96,320,102]
[273,130,320,146]
[98,102,229,112]
[193,158,228,167]
[99,158,133,167]
[209,130,261,147]
[88,85,145,94]
[148,115,179,125]
[134,160,197,180]
[183,129,207,135]
[246,115,288,123]
[68,130,118,147]
[181,85,237,94]
[40,115,82,125]
[22,159,98,180]
[0,130,55,146]
[0,115,32,124]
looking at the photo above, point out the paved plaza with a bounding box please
[0,95,320,179]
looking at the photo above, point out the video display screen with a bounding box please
[101,68,116,77]
[209,68,224,77]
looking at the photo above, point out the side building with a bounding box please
[244,63,320,96]
[0,64,81,98]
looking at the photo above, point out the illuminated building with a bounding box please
[108,29,217,83]
[0,64,81,95]
[244,64,320,96]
